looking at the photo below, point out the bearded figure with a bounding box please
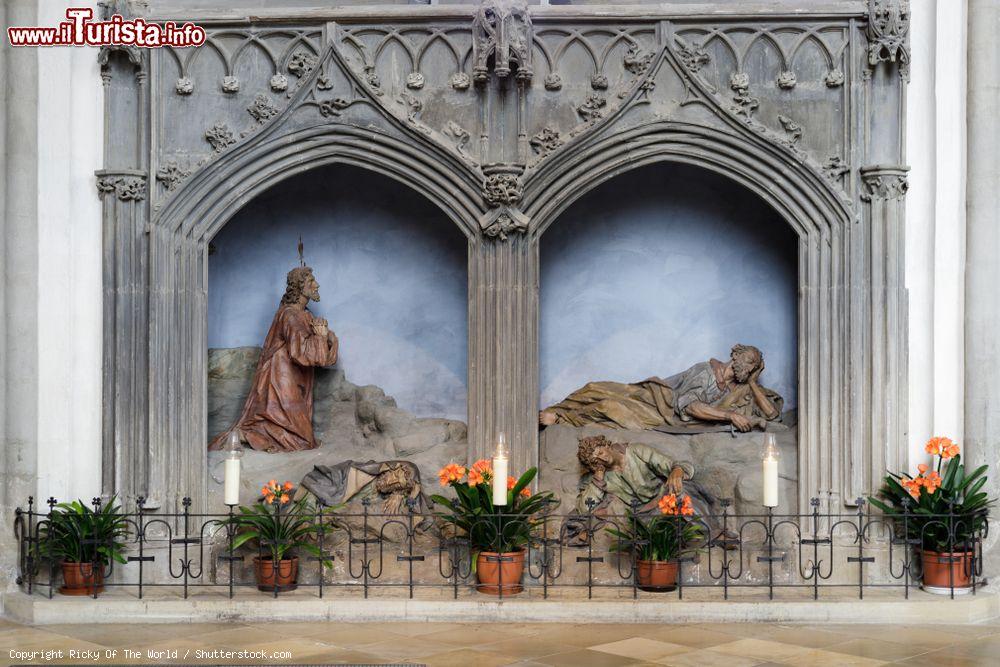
[208,266,339,453]
[299,460,427,515]
[540,344,783,434]
[565,435,728,547]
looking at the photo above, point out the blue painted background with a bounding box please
[208,165,469,420]
[539,163,798,410]
[209,162,798,422]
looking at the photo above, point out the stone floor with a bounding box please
[2,616,1000,666]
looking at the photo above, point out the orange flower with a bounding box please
[438,463,466,486]
[658,493,678,515]
[923,470,943,494]
[925,436,953,457]
[472,459,493,474]
[507,476,517,490]
[468,469,485,487]
[261,485,270,496]
[901,477,921,499]
[283,481,294,491]
[268,479,278,488]
[680,495,695,516]
[519,486,531,499]
[943,442,960,459]
[917,463,929,475]
[279,493,290,504]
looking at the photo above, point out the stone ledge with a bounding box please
[4,589,997,626]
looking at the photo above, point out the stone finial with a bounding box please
[472,0,533,83]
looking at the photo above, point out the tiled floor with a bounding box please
[1,616,999,666]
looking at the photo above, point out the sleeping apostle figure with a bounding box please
[208,266,339,453]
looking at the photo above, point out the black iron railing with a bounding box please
[14,495,988,601]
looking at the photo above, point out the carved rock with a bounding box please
[778,115,803,145]
[247,94,280,123]
[867,0,910,71]
[445,121,472,159]
[675,37,710,73]
[97,175,147,201]
[205,123,237,153]
[577,94,607,123]
[472,0,533,82]
[450,72,471,90]
[155,161,191,193]
[270,73,288,92]
[544,73,562,91]
[175,77,193,95]
[861,167,909,200]
[406,72,425,90]
[623,43,655,75]
[288,51,318,78]
[777,70,797,90]
[825,69,845,88]
[591,74,609,90]
[221,76,239,94]
[529,127,562,157]
[823,156,850,183]
[482,172,523,207]
[318,98,351,118]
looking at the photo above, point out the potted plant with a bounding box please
[607,494,703,591]
[869,437,994,594]
[224,480,330,592]
[37,498,129,596]
[431,460,553,595]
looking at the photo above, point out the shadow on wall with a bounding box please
[540,162,799,409]
[208,164,468,421]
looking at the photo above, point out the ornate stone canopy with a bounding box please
[97,0,910,517]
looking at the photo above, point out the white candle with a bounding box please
[762,433,779,508]
[224,457,241,505]
[492,433,509,507]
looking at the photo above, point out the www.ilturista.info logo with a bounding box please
[7,8,206,48]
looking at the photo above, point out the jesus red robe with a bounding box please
[209,304,339,453]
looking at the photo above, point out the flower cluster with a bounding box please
[438,463,466,486]
[925,436,960,459]
[437,461,531,498]
[658,493,694,516]
[261,479,293,505]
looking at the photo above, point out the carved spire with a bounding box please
[866,0,910,74]
[472,0,533,84]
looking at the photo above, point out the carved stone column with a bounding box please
[965,0,1000,565]
[858,165,909,497]
[468,232,539,475]
[98,35,151,509]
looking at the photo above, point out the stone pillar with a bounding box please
[860,166,910,496]
[98,45,150,510]
[965,0,1000,564]
[2,0,40,588]
[468,233,539,475]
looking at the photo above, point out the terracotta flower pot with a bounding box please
[60,561,105,596]
[254,556,299,592]
[921,550,974,594]
[476,550,524,595]
[636,559,678,592]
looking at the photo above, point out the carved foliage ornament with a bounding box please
[483,172,523,207]
[472,0,533,83]
[97,174,146,201]
[861,167,909,201]
[205,123,237,153]
[675,37,710,73]
[155,161,191,192]
[867,0,910,71]
[530,127,562,157]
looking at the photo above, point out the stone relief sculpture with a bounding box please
[299,460,429,516]
[564,435,727,546]
[539,344,783,434]
[208,266,339,453]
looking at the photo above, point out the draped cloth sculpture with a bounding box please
[208,266,339,453]
[540,344,783,433]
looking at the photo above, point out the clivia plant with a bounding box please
[869,437,995,592]
[431,460,554,595]
[37,497,129,595]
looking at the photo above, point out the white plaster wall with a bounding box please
[34,1,103,501]
[905,0,968,470]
